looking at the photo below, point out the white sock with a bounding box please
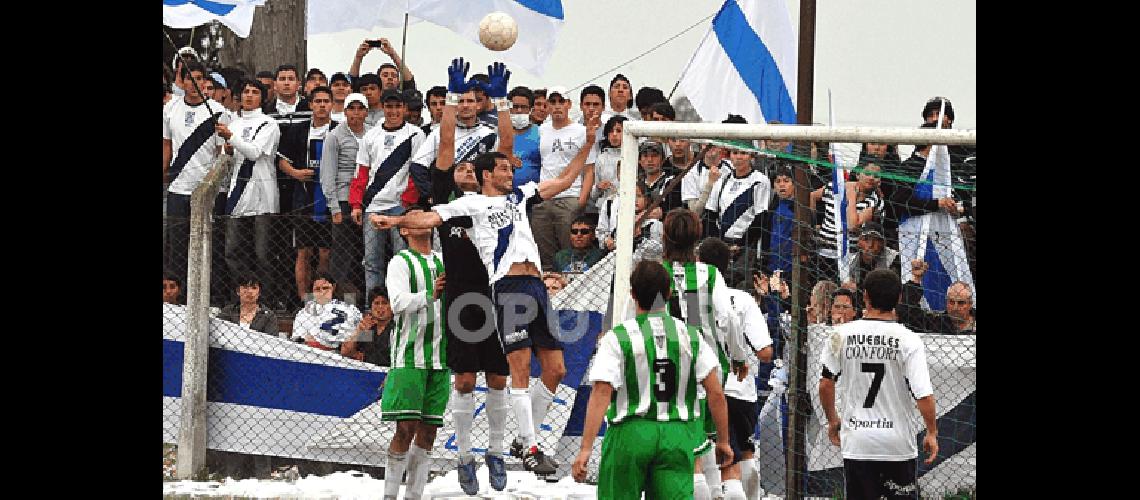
[700,451,724,499]
[510,387,537,448]
[723,479,746,500]
[405,444,431,499]
[693,474,711,500]
[741,458,760,499]
[384,451,407,499]
[486,388,509,455]
[530,382,556,443]
[452,390,475,461]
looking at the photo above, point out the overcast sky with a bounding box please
[306,0,975,130]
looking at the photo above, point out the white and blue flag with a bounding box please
[163,0,265,38]
[679,0,797,125]
[306,0,565,76]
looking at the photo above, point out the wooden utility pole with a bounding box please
[788,0,817,498]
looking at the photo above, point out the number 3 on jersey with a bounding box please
[861,362,884,408]
[654,358,678,401]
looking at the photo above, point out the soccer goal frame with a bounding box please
[613,120,977,314]
[613,120,976,494]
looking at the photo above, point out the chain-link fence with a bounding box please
[164,123,975,498]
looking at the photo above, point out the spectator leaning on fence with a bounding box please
[897,260,975,335]
[819,268,939,500]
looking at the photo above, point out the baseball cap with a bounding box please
[381,88,404,103]
[329,72,350,85]
[547,85,569,100]
[344,93,368,109]
[859,221,885,240]
[639,140,665,156]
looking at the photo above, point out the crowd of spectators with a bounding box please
[164,44,977,363]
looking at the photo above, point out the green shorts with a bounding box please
[597,418,697,500]
[380,367,451,426]
[692,399,718,456]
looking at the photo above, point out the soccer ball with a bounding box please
[479,12,518,51]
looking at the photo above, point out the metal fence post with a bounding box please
[175,154,231,480]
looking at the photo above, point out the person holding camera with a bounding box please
[348,37,417,91]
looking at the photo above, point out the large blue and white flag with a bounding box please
[679,0,797,125]
[306,0,423,36]
[898,138,975,311]
[163,0,265,38]
[307,0,564,76]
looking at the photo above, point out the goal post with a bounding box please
[613,121,977,318]
[613,120,976,497]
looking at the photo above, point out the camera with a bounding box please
[367,40,384,48]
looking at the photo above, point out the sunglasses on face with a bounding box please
[570,228,592,235]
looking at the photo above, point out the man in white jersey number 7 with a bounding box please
[820,268,938,500]
[373,112,601,476]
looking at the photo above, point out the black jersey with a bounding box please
[431,166,489,291]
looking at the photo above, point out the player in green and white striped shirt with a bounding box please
[572,260,732,499]
[656,208,749,499]
[380,206,448,500]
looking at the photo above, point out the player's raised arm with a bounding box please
[538,113,599,200]
[484,62,515,156]
[436,58,466,172]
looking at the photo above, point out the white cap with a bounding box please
[344,93,368,109]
